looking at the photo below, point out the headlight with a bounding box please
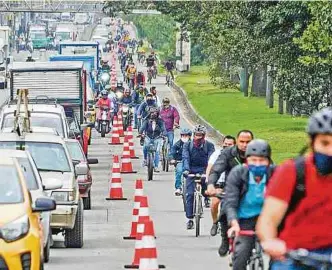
[52,191,74,202]
[123,106,129,112]
[101,73,110,82]
[116,91,123,99]
[1,215,29,242]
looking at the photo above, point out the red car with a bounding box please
[64,139,98,210]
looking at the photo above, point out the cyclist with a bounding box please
[257,107,332,269]
[137,93,158,121]
[159,98,180,147]
[206,135,236,237]
[146,53,156,68]
[225,139,274,270]
[150,86,162,107]
[132,85,149,129]
[126,62,137,89]
[169,128,192,196]
[182,125,215,230]
[139,107,166,172]
[164,59,175,83]
[207,129,254,256]
[136,71,145,86]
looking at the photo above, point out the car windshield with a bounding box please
[16,157,39,190]
[31,32,46,39]
[2,114,64,137]
[66,141,85,161]
[0,165,23,204]
[0,142,71,172]
[56,31,71,40]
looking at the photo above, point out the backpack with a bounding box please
[278,156,306,232]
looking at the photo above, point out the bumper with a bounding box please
[0,231,41,270]
[51,204,78,230]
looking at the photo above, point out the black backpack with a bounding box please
[278,156,306,232]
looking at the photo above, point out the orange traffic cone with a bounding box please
[121,136,137,174]
[109,116,122,145]
[124,179,144,240]
[117,112,125,137]
[139,220,165,269]
[127,127,139,159]
[105,155,127,200]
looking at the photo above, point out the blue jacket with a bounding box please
[139,118,166,139]
[132,89,148,105]
[169,139,186,161]
[137,101,158,119]
[120,95,133,105]
[182,140,215,173]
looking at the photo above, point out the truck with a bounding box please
[55,25,76,42]
[0,26,10,89]
[29,24,48,49]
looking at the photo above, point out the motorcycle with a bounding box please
[99,71,111,89]
[121,103,134,131]
[96,106,112,137]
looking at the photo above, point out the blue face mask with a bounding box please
[147,99,154,106]
[314,152,332,176]
[248,165,268,179]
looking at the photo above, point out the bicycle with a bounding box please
[165,70,174,87]
[287,249,332,270]
[170,160,186,210]
[147,67,153,84]
[228,230,264,270]
[161,136,169,172]
[186,173,205,237]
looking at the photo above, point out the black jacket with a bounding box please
[225,165,275,225]
[208,145,245,186]
[169,139,185,161]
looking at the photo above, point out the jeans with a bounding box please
[134,104,140,128]
[185,174,207,219]
[166,131,174,148]
[232,216,258,270]
[175,162,183,189]
[143,137,162,168]
[271,247,332,270]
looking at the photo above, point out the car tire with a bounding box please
[83,191,91,210]
[64,199,84,248]
[43,231,51,263]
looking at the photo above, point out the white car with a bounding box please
[0,149,62,263]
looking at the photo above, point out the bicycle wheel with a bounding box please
[248,257,264,270]
[165,145,170,172]
[147,153,154,181]
[162,145,166,172]
[182,177,187,212]
[195,194,202,237]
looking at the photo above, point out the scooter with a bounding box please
[121,103,134,131]
[96,106,112,138]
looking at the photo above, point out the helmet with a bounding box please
[180,128,192,136]
[162,97,170,104]
[245,139,271,158]
[105,85,111,91]
[101,90,108,97]
[193,124,207,135]
[307,107,332,136]
[146,93,153,98]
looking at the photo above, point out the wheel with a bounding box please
[43,231,51,263]
[64,199,84,248]
[249,257,264,270]
[147,153,154,181]
[162,148,166,172]
[101,124,106,137]
[165,146,170,172]
[83,191,91,210]
[182,177,187,212]
[195,195,202,237]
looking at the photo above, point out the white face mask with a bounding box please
[181,137,189,143]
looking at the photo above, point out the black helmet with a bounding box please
[245,139,271,158]
[193,124,207,135]
[307,107,332,136]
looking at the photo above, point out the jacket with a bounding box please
[160,106,180,132]
[225,165,275,225]
[137,102,158,119]
[132,89,148,105]
[182,140,215,173]
[120,95,132,105]
[169,139,185,161]
[139,118,166,139]
[208,145,245,186]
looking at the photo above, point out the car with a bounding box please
[0,132,88,248]
[0,156,56,270]
[0,149,62,263]
[64,139,98,210]
[0,103,70,138]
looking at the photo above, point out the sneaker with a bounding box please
[187,220,194,230]
[210,223,218,236]
[154,168,160,173]
[174,189,182,196]
[204,198,210,208]
[218,235,229,257]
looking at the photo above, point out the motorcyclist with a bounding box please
[136,71,145,86]
[159,97,180,147]
[119,89,133,105]
[96,90,112,128]
[225,139,274,270]
[137,93,158,121]
[182,125,215,230]
[126,62,137,89]
[101,59,110,71]
[150,86,161,107]
[132,85,149,129]
[169,128,192,196]
[139,107,166,172]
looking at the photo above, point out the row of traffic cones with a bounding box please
[109,114,132,144]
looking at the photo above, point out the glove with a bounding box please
[183,170,189,176]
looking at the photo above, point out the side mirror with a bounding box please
[75,162,88,175]
[32,197,56,212]
[87,158,98,164]
[42,177,63,190]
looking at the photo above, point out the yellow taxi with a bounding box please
[0,157,56,270]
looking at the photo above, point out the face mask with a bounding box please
[163,104,170,108]
[314,152,332,175]
[248,165,268,179]
[150,113,158,119]
[147,99,154,106]
[181,137,189,143]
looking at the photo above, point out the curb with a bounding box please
[170,81,224,142]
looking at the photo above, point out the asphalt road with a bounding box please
[44,24,230,270]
